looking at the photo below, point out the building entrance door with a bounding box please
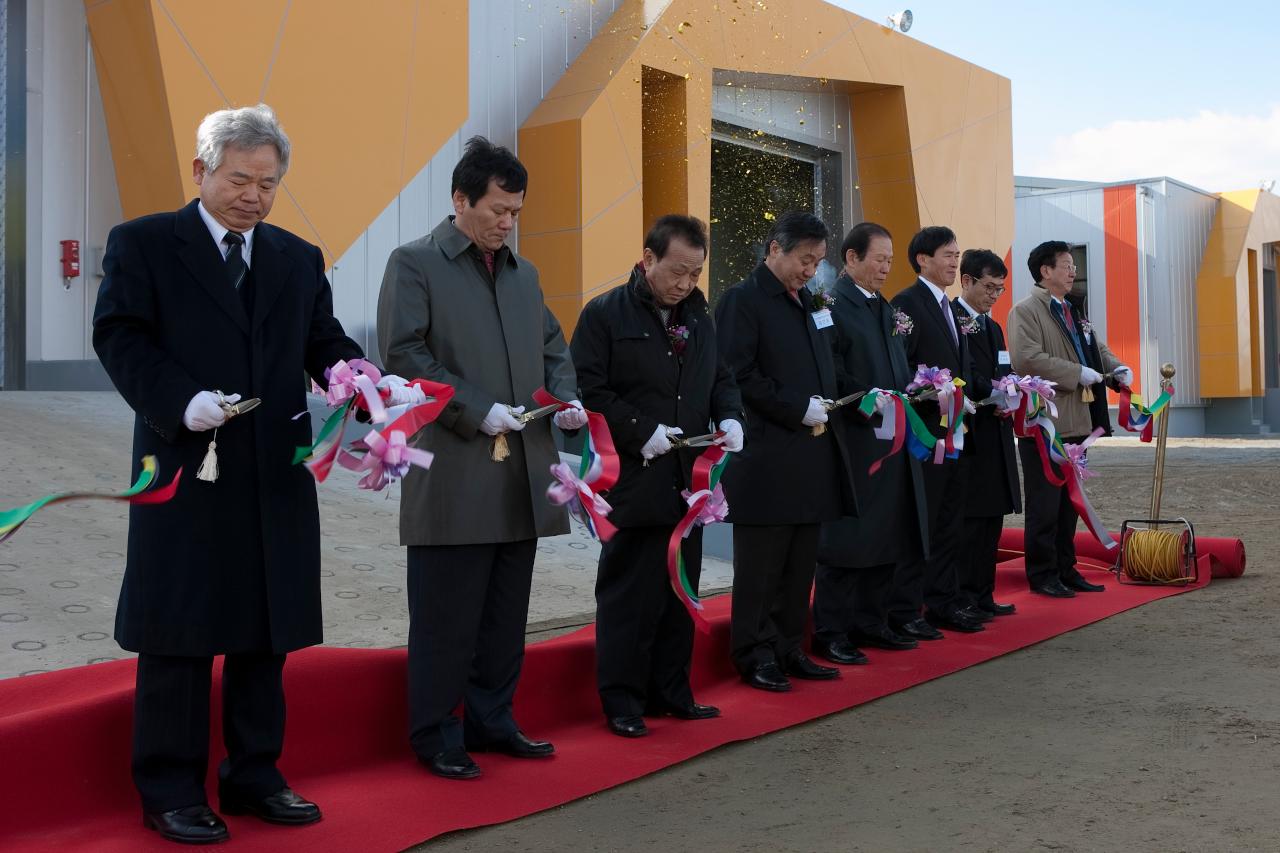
[709,134,818,304]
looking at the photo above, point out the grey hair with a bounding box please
[195,104,291,176]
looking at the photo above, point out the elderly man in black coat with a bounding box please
[953,249,1022,617]
[715,211,857,692]
[571,215,743,738]
[93,105,419,844]
[812,223,929,665]
[887,226,987,639]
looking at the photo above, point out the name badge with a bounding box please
[811,309,834,330]
[997,350,1011,365]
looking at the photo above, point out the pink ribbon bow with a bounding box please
[547,462,613,525]
[681,483,728,529]
[337,429,433,491]
[324,358,387,424]
[907,365,954,394]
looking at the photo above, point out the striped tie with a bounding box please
[223,231,246,290]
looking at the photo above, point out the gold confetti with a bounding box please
[763,211,776,220]
[677,20,693,32]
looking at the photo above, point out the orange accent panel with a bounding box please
[1103,185,1142,394]
[85,0,468,263]
[989,248,1014,330]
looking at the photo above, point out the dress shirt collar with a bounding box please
[198,201,254,267]
[856,284,877,300]
[918,275,949,304]
[957,296,983,318]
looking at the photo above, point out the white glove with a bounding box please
[376,374,427,407]
[641,425,681,460]
[480,403,526,436]
[802,397,829,427]
[553,400,589,431]
[183,391,241,432]
[715,419,744,452]
[1079,366,1104,387]
[1114,366,1134,387]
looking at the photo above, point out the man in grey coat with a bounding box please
[378,136,587,779]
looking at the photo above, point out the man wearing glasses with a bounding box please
[953,250,1021,617]
[1007,241,1131,597]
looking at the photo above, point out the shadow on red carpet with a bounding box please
[0,533,1244,851]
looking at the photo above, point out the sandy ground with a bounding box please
[419,437,1280,853]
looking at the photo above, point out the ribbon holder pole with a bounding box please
[1149,363,1176,525]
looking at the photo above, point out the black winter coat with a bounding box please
[714,263,857,525]
[954,299,1022,518]
[818,276,928,567]
[571,266,742,527]
[93,200,362,656]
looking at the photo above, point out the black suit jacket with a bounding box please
[715,263,856,524]
[571,265,742,527]
[890,278,972,439]
[954,299,1021,517]
[817,276,928,567]
[93,199,362,656]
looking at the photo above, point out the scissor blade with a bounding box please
[517,403,561,423]
[224,398,262,418]
[830,391,867,409]
[672,431,722,448]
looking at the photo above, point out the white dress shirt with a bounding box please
[198,201,254,268]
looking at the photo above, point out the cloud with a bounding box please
[1024,105,1280,193]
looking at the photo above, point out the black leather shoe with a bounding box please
[470,730,555,758]
[925,609,985,633]
[143,805,230,844]
[958,605,994,624]
[848,626,919,651]
[812,636,869,665]
[978,601,1017,616]
[1031,579,1076,598]
[1062,574,1106,592]
[743,661,791,692]
[607,715,648,737]
[219,788,320,826]
[424,746,481,779]
[783,652,841,680]
[658,702,721,720]
[894,618,944,641]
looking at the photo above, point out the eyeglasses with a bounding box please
[979,283,1006,295]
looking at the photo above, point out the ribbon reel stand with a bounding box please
[1113,363,1198,586]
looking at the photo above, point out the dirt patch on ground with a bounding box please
[420,439,1280,853]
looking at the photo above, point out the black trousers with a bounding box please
[406,539,536,759]
[131,652,286,813]
[959,515,1005,608]
[887,456,967,624]
[813,562,896,641]
[730,523,819,673]
[1019,436,1087,588]
[595,525,702,717]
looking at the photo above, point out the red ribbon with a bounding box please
[665,445,730,634]
[531,388,620,496]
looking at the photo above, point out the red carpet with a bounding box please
[0,533,1243,851]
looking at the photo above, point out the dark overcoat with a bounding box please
[818,276,929,567]
[714,263,857,525]
[570,265,742,528]
[377,217,577,546]
[92,199,363,656]
[954,299,1022,518]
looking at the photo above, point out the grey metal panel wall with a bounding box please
[1011,187,1109,339]
[1136,180,1216,406]
[331,0,621,358]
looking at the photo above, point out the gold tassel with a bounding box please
[196,430,219,482]
[811,423,826,437]
[1082,386,1095,403]
[490,433,511,462]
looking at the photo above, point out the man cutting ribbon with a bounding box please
[92,105,416,844]
[570,215,743,739]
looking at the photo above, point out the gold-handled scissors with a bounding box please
[822,391,867,412]
[215,391,262,419]
[511,402,561,424]
[668,430,723,449]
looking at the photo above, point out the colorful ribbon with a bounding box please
[547,461,616,540]
[856,390,942,474]
[324,358,387,424]
[986,375,1117,550]
[1116,384,1174,442]
[906,364,969,462]
[667,444,732,634]
[533,388,620,541]
[0,455,182,543]
[297,377,455,486]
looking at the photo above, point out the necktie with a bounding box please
[223,232,246,290]
[1052,299,1088,364]
[939,294,958,346]
[1062,302,1077,334]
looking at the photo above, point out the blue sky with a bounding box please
[834,1,1280,191]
